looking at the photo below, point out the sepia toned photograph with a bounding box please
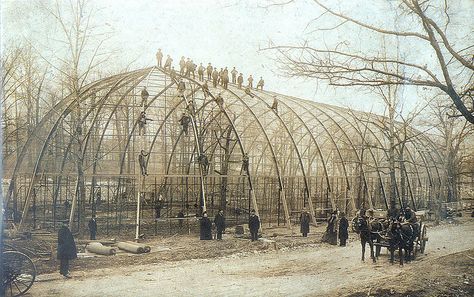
[1,1,473,296]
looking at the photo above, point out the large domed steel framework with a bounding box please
[4,66,444,235]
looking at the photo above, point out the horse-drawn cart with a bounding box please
[352,215,429,264]
[373,220,429,261]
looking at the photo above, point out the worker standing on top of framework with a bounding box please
[179,56,186,75]
[237,73,243,89]
[185,58,192,77]
[222,70,229,89]
[256,77,264,90]
[231,67,238,84]
[206,63,213,80]
[164,55,173,71]
[198,63,205,81]
[189,60,197,79]
[247,75,254,89]
[212,68,219,87]
[218,68,224,86]
[156,49,163,67]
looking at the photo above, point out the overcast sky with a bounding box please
[1,0,472,116]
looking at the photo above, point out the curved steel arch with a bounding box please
[320,104,394,209]
[16,70,148,230]
[6,68,149,207]
[214,87,292,228]
[151,68,262,217]
[52,72,147,214]
[283,96,369,209]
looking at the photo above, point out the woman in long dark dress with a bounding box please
[200,212,212,240]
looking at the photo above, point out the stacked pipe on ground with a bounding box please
[85,242,116,256]
[117,241,151,254]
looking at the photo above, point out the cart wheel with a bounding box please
[2,251,36,297]
[420,225,428,254]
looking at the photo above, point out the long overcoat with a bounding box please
[214,214,226,232]
[200,217,212,240]
[300,212,311,234]
[338,217,349,241]
[248,214,260,233]
[57,225,77,260]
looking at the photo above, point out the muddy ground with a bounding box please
[23,216,474,296]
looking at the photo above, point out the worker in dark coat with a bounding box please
[177,209,185,229]
[300,209,310,237]
[214,209,226,240]
[404,206,417,223]
[155,194,163,219]
[248,209,260,241]
[88,216,97,240]
[200,212,212,240]
[138,150,149,176]
[57,221,77,278]
[338,212,349,246]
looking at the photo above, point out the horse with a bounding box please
[352,216,384,262]
[387,220,417,265]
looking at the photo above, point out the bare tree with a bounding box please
[13,0,113,232]
[265,0,474,124]
[424,96,474,203]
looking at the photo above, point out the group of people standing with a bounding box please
[155,49,265,91]
[298,209,349,246]
[199,209,260,241]
[322,211,349,246]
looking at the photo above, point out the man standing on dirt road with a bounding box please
[57,221,77,278]
[88,216,97,240]
[214,210,226,240]
[338,212,349,246]
[300,208,310,237]
[249,209,260,241]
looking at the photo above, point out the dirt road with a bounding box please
[29,221,474,297]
